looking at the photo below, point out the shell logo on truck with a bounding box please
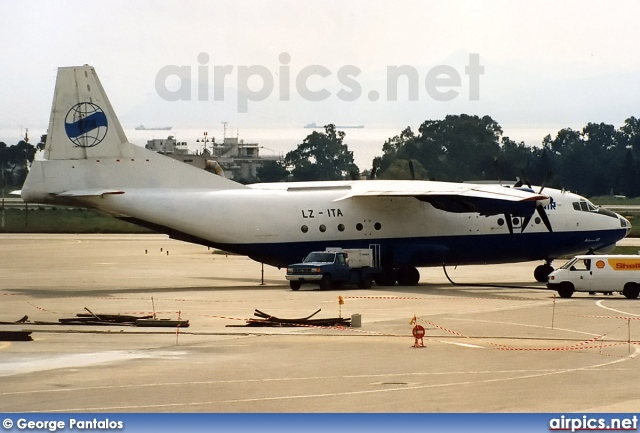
[608,258,640,270]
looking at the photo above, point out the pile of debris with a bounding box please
[56,308,189,327]
[241,309,351,327]
[0,315,32,341]
[1,309,189,328]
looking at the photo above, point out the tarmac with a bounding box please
[1,234,640,413]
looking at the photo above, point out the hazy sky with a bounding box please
[2,0,640,144]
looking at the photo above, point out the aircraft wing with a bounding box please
[335,181,549,216]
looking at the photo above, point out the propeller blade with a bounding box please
[504,213,513,235]
[520,215,532,233]
[514,177,523,188]
[409,160,416,180]
[538,169,552,194]
[520,169,532,189]
[537,204,553,232]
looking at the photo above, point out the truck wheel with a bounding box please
[319,274,333,290]
[289,281,302,291]
[623,283,640,299]
[557,282,574,298]
[374,267,396,286]
[358,276,373,289]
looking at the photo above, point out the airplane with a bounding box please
[19,65,632,287]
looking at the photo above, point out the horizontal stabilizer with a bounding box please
[56,189,125,197]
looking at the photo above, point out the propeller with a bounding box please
[504,213,514,235]
[538,168,552,194]
[536,203,553,232]
[521,169,553,233]
[514,170,532,189]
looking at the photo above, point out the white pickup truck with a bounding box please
[547,254,640,299]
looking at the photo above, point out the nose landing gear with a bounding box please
[534,262,554,282]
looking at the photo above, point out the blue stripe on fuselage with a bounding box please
[211,228,628,268]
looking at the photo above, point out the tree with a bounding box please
[0,140,37,188]
[284,124,359,181]
[378,159,428,180]
[256,160,289,183]
[376,114,503,181]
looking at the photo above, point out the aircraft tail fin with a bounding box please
[23,65,245,204]
[44,65,129,160]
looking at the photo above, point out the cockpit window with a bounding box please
[573,200,598,212]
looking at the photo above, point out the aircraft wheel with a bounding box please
[534,263,554,282]
[289,281,302,291]
[623,283,640,299]
[557,282,574,298]
[319,274,333,291]
[374,267,396,286]
[396,266,420,286]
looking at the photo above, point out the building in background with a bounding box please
[145,135,282,182]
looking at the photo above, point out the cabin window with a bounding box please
[301,225,308,233]
[319,224,326,233]
[356,223,363,231]
[374,222,382,230]
[338,224,345,232]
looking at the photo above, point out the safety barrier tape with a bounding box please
[12,295,640,354]
[119,311,181,316]
[15,303,639,353]
[25,301,66,316]
[424,320,466,337]
[343,296,428,300]
[421,317,637,352]
[576,315,640,320]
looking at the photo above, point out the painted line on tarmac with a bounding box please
[595,300,640,317]
[20,347,639,412]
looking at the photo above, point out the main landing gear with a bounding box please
[534,262,554,282]
[374,266,421,286]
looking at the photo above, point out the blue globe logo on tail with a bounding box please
[65,102,108,147]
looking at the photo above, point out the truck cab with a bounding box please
[547,254,640,299]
